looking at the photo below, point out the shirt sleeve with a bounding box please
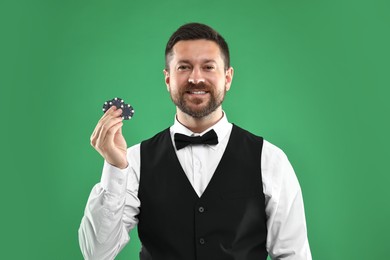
[78,144,141,260]
[262,140,312,260]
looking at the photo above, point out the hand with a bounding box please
[90,106,128,169]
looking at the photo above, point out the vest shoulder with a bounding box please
[233,124,264,143]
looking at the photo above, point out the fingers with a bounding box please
[89,105,128,168]
[96,117,123,149]
[100,106,123,123]
[91,106,119,139]
[104,120,124,144]
[90,106,123,148]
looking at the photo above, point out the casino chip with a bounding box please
[102,97,135,120]
[102,97,124,112]
[121,103,135,120]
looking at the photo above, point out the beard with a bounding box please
[170,82,226,118]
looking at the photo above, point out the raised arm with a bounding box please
[78,106,141,259]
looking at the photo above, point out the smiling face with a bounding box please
[164,39,233,119]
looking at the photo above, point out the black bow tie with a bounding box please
[174,129,219,150]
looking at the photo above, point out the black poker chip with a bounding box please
[121,103,135,120]
[102,97,135,120]
[102,97,124,112]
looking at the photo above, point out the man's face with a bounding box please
[164,40,233,118]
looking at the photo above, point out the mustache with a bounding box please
[184,82,210,91]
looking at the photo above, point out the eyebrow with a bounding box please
[176,59,217,64]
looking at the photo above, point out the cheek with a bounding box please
[214,76,227,88]
[171,75,188,88]
[167,82,180,94]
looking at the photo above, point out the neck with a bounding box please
[176,108,223,133]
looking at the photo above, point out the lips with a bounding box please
[188,91,207,95]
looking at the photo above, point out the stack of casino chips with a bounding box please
[102,97,134,120]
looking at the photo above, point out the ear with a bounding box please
[163,69,170,91]
[225,67,234,91]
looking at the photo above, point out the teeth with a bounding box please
[191,91,206,94]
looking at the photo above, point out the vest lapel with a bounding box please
[199,124,237,199]
[167,125,238,199]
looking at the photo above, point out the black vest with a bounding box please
[138,124,268,260]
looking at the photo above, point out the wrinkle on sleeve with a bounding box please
[262,140,312,260]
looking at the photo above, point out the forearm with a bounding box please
[78,161,140,260]
[78,184,129,260]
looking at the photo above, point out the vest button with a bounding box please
[198,206,205,213]
[199,238,205,245]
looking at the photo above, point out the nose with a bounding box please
[188,68,205,84]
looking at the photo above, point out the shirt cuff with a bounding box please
[100,160,129,196]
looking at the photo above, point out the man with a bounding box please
[79,23,312,260]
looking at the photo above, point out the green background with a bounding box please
[1,0,389,259]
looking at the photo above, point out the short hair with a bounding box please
[165,23,230,71]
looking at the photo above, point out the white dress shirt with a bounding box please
[79,114,312,260]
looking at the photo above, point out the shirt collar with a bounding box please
[170,112,231,150]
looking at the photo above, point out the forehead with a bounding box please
[171,39,223,63]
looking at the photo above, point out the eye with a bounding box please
[177,65,191,71]
[204,65,215,70]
